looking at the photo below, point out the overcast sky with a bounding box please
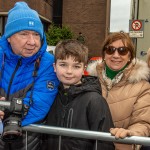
[110,0,131,32]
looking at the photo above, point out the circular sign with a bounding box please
[131,20,142,31]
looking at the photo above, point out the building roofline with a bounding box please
[0,12,7,15]
[39,15,52,23]
[0,12,52,23]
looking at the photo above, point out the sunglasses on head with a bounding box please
[104,46,129,55]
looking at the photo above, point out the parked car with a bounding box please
[84,57,102,75]
[46,46,56,55]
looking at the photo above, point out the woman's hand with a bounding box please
[0,97,5,120]
[110,128,135,139]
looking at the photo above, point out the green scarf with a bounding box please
[105,64,128,80]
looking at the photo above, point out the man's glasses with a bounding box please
[104,46,129,56]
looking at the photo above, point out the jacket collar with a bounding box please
[87,58,150,83]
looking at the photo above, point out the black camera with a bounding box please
[0,98,28,142]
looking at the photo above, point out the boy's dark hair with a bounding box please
[55,39,88,65]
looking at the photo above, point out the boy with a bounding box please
[0,2,59,149]
[44,39,114,150]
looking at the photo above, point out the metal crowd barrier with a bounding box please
[23,124,150,149]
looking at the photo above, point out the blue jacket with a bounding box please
[0,35,59,126]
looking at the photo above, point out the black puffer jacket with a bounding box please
[43,76,115,150]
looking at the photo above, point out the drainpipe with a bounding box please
[133,0,139,53]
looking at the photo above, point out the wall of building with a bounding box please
[0,0,111,58]
[136,0,150,60]
[62,0,110,58]
[0,0,53,20]
[0,0,53,34]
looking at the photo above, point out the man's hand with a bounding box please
[0,97,5,120]
[110,128,135,139]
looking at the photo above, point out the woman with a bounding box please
[87,32,150,150]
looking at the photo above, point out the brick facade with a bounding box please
[0,0,110,57]
[63,0,110,58]
[0,0,53,22]
[0,0,53,35]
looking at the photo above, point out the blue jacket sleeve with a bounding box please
[21,54,59,126]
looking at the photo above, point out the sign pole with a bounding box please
[134,0,139,57]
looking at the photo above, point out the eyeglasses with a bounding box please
[104,46,129,55]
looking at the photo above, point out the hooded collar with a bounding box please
[127,59,150,83]
[87,59,150,84]
[58,76,102,104]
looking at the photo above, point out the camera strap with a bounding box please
[29,56,41,106]
[0,53,5,85]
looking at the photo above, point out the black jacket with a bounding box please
[43,76,114,150]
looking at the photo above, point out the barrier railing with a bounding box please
[23,124,150,147]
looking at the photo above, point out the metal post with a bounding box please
[95,140,97,150]
[25,131,28,150]
[58,135,62,150]
[133,0,139,54]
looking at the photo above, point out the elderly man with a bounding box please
[0,2,59,150]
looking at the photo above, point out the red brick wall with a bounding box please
[0,0,53,21]
[63,0,110,58]
[0,0,110,58]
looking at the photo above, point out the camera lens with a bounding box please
[2,130,22,142]
[2,116,22,142]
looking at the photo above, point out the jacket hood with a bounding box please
[87,59,150,83]
[71,76,102,95]
[58,76,102,103]
[0,33,47,63]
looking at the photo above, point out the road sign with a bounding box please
[129,20,144,38]
[131,20,142,31]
